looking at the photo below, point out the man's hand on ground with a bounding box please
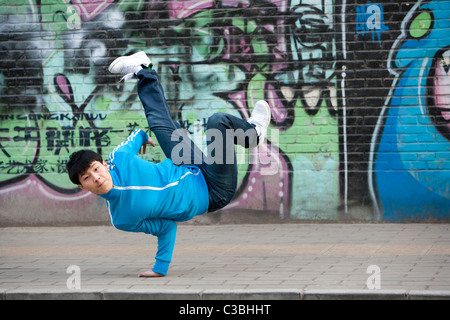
[138,270,165,278]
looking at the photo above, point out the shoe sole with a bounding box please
[255,100,271,146]
[108,52,149,73]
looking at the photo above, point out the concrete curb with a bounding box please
[2,288,450,300]
[202,289,302,300]
[302,289,408,300]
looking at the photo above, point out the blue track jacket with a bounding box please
[100,129,209,275]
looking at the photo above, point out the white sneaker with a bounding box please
[248,100,271,145]
[108,51,151,81]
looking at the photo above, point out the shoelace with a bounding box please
[119,64,153,82]
[120,73,135,82]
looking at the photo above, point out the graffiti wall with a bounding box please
[0,0,448,225]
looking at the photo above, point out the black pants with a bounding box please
[137,69,258,212]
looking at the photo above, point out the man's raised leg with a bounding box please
[108,52,204,165]
[136,69,204,165]
[201,101,271,212]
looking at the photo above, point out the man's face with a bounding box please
[78,160,113,195]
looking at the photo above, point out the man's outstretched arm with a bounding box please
[134,218,178,277]
[110,129,155,159]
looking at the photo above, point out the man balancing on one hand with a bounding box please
[66,51,271,277]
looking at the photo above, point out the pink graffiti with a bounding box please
[167,0,215,19]
[0,175,93,203]
[55,74,73,103]
[223,90,291,215]
[148,0,288,20]
[227,142,290,216]
[71,0,114,21]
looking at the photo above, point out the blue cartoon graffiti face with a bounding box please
[392,2,450,141]
[372,0,450,220]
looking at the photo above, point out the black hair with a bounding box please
[66,150,103,185]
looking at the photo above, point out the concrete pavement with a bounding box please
[1,223,450,300]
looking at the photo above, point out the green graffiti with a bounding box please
[409,11,432,38]
[1,0,340,220]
